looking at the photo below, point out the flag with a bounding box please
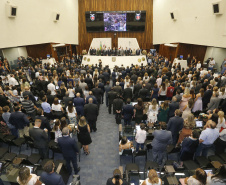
[100,41,102,50]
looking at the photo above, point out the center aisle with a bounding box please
[79,103,120,185]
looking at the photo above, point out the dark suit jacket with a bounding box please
[108,91,117,104]
[123,88,133,102]
[73,97,85,112]
[47,95,55,105]
[84,103,98,121]
[29,127,48,148]
[92,88,103,102]
[133,84,142,98]
[40,172,65,185]
[85,95,97,104]
[138,88,149,101]
[0,94,9,107]
[168,102,179,118]
[104,85,111,98]
[9,111,29,129]
[167,116,184,144]
[202,90,213,106]
[58,136,79,158]
[152,130,172,151]
[113,98,123,114]
[122,104,134,120]
[63,97,73,108]
[35,115,51,132]
[113,85,122,95]
[74,87,83,97]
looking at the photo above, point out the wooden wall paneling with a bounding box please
[78,0,153,54]
[176,43,207,63]
[26,43,53,59]
[158,44,177,62]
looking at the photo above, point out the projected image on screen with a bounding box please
[104,13,126,31]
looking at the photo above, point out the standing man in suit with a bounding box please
[63,92,73,109]
[92,84,103,108]
[133,81,142,100]
[113,95,124,124]
[104,81,111,107]
[113,82,122,95]
[207,92,221,112]
[167,109,184,145]
[136,48,140,56]
[138,84,149,101]
[168,97,179,120]
[40,160,65,185]
[123,84,133,103]
[9,106,30,138]
[187,54,191,67]
[107,47,112,56]
[58,127,80,174]
[73,93,85,119]
[152,122,172,165]
[84,98,99,132]
[203,85,213,110]
[122,99,134,126]
[108,88,117,114]
[29,119,48,159]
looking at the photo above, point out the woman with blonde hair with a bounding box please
[217,111,226,131]
[124,75,130,89]
[218,87,226,99]
[179,88,191,111]
[142,169,162,185]
[77,116,92,155]
[147,98,158,126]
[176,113,195,147]
[17,167,41,185]
[182,99,194,120]
[192,88,204,112]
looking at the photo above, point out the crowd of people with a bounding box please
[0,52,226,185]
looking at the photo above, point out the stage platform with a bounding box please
[81,55,147,69]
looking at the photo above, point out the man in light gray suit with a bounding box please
[152,122,172,166]
[207,92,221,112]
[29,119,49,159]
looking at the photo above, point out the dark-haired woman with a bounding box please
[66,101,77,125]
[207,164,226,185]
[106,169,128,185]
[119,136,134,155]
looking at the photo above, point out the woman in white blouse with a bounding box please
[52,97,64,112]
[17,167,40,185]
[66,101,77,125]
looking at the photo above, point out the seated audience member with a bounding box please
[141,169,162,185]
[152,122,172,166]
[196,120,219,157]
[40,160,65,185]
[106,169,128,185]
[207,164,226,185]
[179,130,200,166]
[17,167,41,185]
[119,136,134,155]
[176,113,195,147]
[135,123,146,152]
[184,168,208,185]
[52,119,62,142]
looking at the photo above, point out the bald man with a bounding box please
[84,98,98,132]
[23,86,36,103]
[195,120,219,157]
[73,93,85,118]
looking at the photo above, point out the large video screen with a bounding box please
[85,11,146,32]
[104,13,127,31]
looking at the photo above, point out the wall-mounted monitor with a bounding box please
[85,11,146,32]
